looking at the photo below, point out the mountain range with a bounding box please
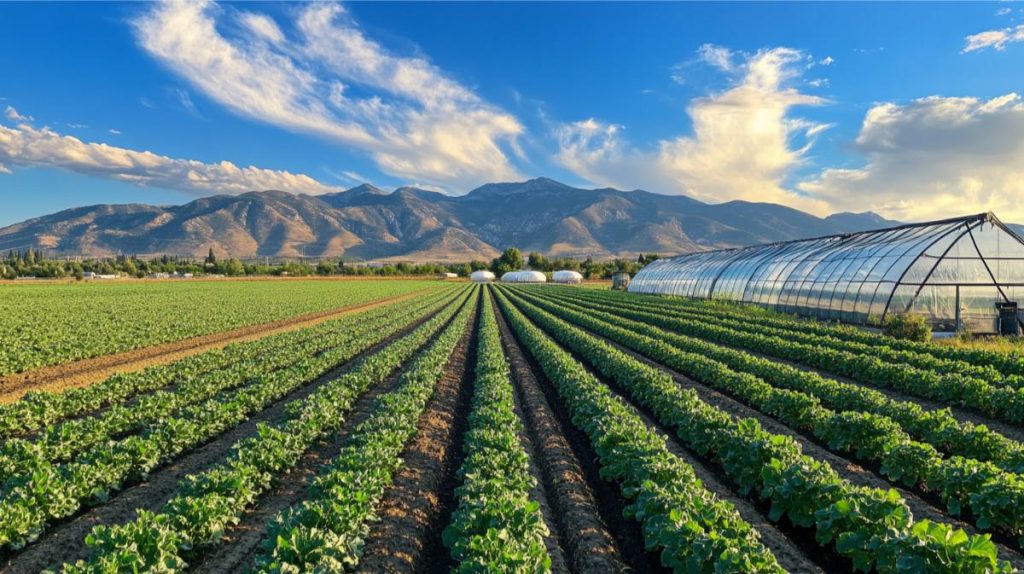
[0,178,899,262]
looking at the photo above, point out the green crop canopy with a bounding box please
[629,213,1024,332]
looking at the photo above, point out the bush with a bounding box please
[884,313,932,342]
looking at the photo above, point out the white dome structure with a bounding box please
[552,270,584,284]
[501,270,548,283]
[470,270,496,283]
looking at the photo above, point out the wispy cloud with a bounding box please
[108,128,122,135]
[4,106,33,123]
[963,24,1024,52]
[175,88,203,118]
[0,111,340,196]
[800,93,1024,221]
[133,0,524,192]
[555,46,831,213]
[66,123,89,129]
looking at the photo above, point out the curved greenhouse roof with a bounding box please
[502,270,547,283]
[629,213,1024,331]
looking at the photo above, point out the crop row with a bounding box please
[536,287,1024,425]
[0,285,447,439]
[442,294,552,573]
[492,289,785,573]
[567,288,1010,385]
[254,288,479,572]
[497,286,1010,573]
[0,289,458,487]
[511,288,1024,546]
[0,279,440,376]
[0,287,470,552]
[530,287,1024,473]
[59,288,475,573]
[586,287,1024,378]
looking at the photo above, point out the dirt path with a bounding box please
[492,295,628,574]
[0,290,429,404]
[356,299,479,574]
[0,304,445,574]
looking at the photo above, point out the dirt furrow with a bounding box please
[355,298,479,574]
[0,304,445,574]
[493,294,627,574]
[189,361,411,573]
[574,324,1024,570]
[0,289,428,403]
[497,300,671,574]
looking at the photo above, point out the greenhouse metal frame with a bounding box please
[629,212,1024,332]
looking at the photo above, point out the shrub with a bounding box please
[884,313,932,342]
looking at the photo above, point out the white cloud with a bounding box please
[133,0,524,192]
[819,56,835,66]
[240,12,284,44]
[5,106,33,123]
[108,129,122,135]
[555,46,831,213]
[66,123,88,129]
[799,93,1024,221]
[963,24,1024,52]
[807,78,829,88]
[996,7,1012,16]
[0,116,340,196]
[696,43,735,72]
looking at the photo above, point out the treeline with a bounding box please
[0,247,660,280]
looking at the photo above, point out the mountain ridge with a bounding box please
[0,178,900,262]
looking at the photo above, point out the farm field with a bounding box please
[1,281,1023,573]
[0,279,438,378]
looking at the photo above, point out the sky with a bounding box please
[1,1,1023,226]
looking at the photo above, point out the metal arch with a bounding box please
[899,221,984,313]
[880,220,976,320]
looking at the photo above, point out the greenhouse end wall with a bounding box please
[629,213,1024,333]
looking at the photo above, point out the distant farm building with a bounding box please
[611,272,631,291]
[630,213,1024,333]
[552,270,584,284]
[501,270,547,283]
[470,270,496,283]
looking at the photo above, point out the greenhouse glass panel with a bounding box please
[629,213,1024,333]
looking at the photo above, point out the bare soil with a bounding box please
[492,294,628,574]
[0,290,426,404]
[355,299,479,574]
[0,302,445,574]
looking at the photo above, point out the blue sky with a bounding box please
[1,1,1023,226]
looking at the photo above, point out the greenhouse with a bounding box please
[552,270,584,284]
[470,270,496,283]
[501,270,547,283]
[629,213,1024,333]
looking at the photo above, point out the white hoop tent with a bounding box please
[470,270,496,283]
[552,270,584,284]
[629,212,1024,333]
[501,270,548,283]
